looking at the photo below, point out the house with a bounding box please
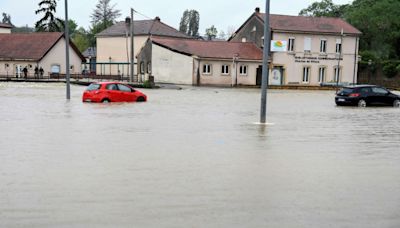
[229,8,362,86]
[136,36,263,86]
[96,17,190,78]
[0,23,12,34]
[0,32,85,78]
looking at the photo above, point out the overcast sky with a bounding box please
[1,0,352,34]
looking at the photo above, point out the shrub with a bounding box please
[382,61,398,78]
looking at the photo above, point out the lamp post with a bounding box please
[260,0,271,124]
[336,28,344,91]
[64,0,71,100]
[130,8,135,83]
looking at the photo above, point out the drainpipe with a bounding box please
[352,37,359,85]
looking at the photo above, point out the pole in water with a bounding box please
[130,8,134,83]
[65,0,71,100]
[260,0,271,123]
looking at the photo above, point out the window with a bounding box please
[140,61,145,74]
[106,84,118,90]
[288,38,295,52]
[51,64,60,73]
[117,84,132,92]
[336,39,342,54]
[334,67,341,82]
[320,39,327,53]
[239,65,248,76]
[203,64,211,74]
[147,62,152,74]
[241,37,247,42]
[261,36,264,48]
[318,67,326,83]
[302,66,311,83]
[304,37,312,52]
[221,65,229,75]
[371,87,388,94]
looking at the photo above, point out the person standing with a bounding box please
[39,67,44,78]
[34,66,39,78]
[23,66,28,79]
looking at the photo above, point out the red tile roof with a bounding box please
[0,32,85,61]
[257,13,361,35]
[151,37,263,60]
[0,23,12,29]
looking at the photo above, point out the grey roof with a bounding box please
[97,19,190,38]
[82,47,96,58]
[0,23,12,29]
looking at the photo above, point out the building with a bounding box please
[229,8,362,86]
[137,36,263,86]
[0,32,85,78]
[96,17,190,78]
[0,23,12,34]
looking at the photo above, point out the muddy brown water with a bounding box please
[1,83,399,228]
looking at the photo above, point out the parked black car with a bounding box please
[335,85,400,107]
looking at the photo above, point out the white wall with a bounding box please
[40,37,83,75]
[152,44,193,85]
[0,28,11,33]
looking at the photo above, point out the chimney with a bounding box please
[155,16,161,21]
[125,17,131,25]
[255,7,260,13]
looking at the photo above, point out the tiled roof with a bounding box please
[0,32,85,61]
[0,23,12,29]
[151,37,263,60]
[97,19,190,38]
[257,13,362,35]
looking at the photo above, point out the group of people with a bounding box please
[21,66,44,79]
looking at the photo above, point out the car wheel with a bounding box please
[137,96,145,102]
[358,99,367,107]
[393,99,400,108]
[102,98,110,103]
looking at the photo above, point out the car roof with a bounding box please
[343,84,378,89]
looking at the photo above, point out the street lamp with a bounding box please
[368,59,372,83]
[260,0,271,124]
[64,0,71,100]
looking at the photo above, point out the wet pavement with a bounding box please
[0,82,399,227]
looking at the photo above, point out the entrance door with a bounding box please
[256,65,262,86]
[271,67,283,85]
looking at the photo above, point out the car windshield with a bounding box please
[337,88,355,95]
[86,83,101,91]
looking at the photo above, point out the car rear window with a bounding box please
[337,88,355,95]
[86,83,101,91]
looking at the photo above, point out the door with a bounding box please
[117,84,136,102]
[105,83,122,102]
[270,67,283,85]
[370,87,391,105]
[256,66,262,86]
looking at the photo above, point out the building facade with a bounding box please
[229,8,362,86]
[0,23,12,34]
[0,33,85,77]
[96,17,189,79]
[137,37,263,86]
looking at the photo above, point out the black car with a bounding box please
[335,85,400,107]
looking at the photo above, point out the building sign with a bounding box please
[294,55,343,64]
[271,40,287,52]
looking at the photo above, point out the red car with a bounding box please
[82,82,147,103]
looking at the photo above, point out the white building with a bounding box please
[229,8,362,86]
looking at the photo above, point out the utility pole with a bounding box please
[260,0,271,124]
[64,0,71,100]
[130,8,134,83]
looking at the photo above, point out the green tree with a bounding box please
[35,0,64,32]
[2,13,12,25]
[345,0,400,59]
[205,25,218,40]
[91,0,121,26]
[179,9,200,37]
[299,0,347,17]
[72,27,90,52]
[12,25,35,33]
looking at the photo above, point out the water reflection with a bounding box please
[0,82,399,228]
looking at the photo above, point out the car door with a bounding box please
[371,87,391,105]
[117,84,136,102]
[105,83,122,102]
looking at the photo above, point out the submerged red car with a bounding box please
[82,82,147,103]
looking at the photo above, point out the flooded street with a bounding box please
[1,82,400,228]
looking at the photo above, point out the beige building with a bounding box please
[96,17,189,79]
[229,8,362,86]
[0,23,12,34]
[0,32,85,78]
[137,36,263,86]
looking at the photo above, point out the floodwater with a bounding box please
[0,82,399,228]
